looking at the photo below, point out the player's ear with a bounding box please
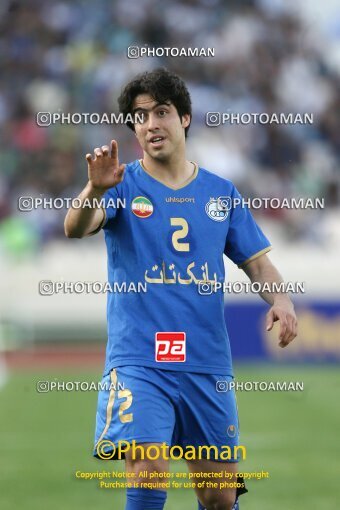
[182,114,191,129]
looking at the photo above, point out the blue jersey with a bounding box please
[101,159,271,376]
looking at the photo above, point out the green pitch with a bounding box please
[0,364,338,509]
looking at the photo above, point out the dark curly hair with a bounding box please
[118,68,192,137]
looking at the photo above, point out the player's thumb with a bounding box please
[266,311,274,331]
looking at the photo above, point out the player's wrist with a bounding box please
[86,181,110,198]
[272,294,294,311]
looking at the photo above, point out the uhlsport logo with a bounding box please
[205,196,231,222]
[131,196,153,218]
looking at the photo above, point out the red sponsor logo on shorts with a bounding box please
[155,332,186,362]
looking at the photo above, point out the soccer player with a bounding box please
[64,68,297,510]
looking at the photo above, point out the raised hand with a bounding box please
[266,303,298,348]
[86,139,125,192]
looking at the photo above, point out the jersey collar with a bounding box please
[139,159,199,191]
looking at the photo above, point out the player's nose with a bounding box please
[146,112,160,131]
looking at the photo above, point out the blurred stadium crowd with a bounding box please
[0,0,339,256]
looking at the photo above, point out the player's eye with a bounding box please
[158,110,167,117]
[139,113,146,124]
[135,112,146,124]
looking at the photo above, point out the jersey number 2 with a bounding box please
[170,217,190,252]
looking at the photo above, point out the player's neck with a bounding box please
[142,153,194,188]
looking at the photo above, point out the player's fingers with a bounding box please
[101,145,109,156]
[285,316,298,345]
[279,317,293,347]
[278,316,288,345]
[115,163,125,182]
[292,317,298,337]
[85,153,93,163]
[94,148,103,158]
[266,310,274,331]
[110,139,118,160]
[280,335,294,348]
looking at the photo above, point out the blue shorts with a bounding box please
[93,366,240,462]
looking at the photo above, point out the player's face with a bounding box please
[132,94,190,161]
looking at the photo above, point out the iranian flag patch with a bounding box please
[131,196,153,218]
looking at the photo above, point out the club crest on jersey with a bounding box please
[227,424,237,438]
[205,196,231,222]
[131,196,153,218]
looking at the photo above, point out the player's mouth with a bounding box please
[149,135,166,148]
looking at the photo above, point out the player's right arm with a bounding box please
[64,140,125,238]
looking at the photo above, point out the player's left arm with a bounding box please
[242,254,298,348]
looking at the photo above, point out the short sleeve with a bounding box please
[102,186,119,230]
[224,185,271,267]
